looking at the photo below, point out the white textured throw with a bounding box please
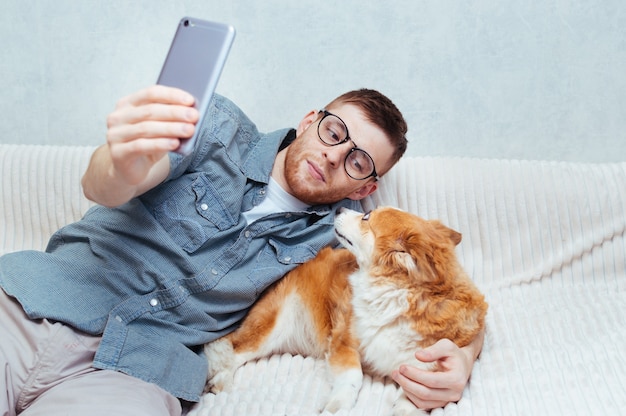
[190,157,626,416]
[0,145,95,255]
[1,145,625,415]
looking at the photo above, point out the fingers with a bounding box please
[392,367,463,410]
[108,102,198,129]
[107,85,199,140]
[107,117,195,145]
[116,85,195,109]
[106,116,193,163]
[101,85,198,183]
[398,363,467,391]
[105,85,200,156]
[391,339,472,411]
[414,338,457,362]
[106,136,179,166]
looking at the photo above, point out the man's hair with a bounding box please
[325,88,408,175]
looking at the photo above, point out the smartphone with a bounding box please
[157,17,235,155]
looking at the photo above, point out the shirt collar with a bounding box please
[240,128,294,183]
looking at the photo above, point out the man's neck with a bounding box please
[271,147,289,194]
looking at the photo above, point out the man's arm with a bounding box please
[391,327,485,410]
[82,85,198,207]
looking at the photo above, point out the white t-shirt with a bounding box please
[243,177,309,224]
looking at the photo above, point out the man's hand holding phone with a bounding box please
[83,17,234,207]
[106,85,199,173]
[82,85,198,208]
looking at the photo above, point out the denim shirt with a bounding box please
[0,94,362,401]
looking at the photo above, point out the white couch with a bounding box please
[1,144,625,415]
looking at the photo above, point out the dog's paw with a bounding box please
[323,368,363,413]
[203,338,237,394]
[204,369,234,394]
[323,390,358,414]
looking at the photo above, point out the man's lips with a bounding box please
[307,161,326,182]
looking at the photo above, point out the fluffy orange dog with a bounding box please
[205,206,487,415]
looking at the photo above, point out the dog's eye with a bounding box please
[362,211,371,221]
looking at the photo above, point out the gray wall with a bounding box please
[2,0,625,162]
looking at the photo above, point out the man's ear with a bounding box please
[296,110,320,135]
[347,181,378,201]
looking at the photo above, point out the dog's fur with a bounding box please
[204,206,488,415]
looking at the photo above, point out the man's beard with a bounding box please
[282,142,348,206]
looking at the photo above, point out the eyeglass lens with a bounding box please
[318,114,375,180]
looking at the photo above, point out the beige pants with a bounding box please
[0,289,182,416]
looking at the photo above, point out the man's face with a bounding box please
[280,103,394,205]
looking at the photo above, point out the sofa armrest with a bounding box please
[0,144,96,255]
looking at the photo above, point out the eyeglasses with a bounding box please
[316,110,378,181]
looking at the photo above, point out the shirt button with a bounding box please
[149,298,158,307]
[244,230,251,238]
[285,213,292,218]
[211,269,218,275]
[200,203,209,211]
[259,189,266,195]
[283,256,292,262]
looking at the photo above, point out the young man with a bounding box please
[0,86,483,415]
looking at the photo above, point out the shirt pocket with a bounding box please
[246,239,318,294]
[153,174,237,253]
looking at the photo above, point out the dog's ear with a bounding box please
[401,223,461,284]
[391,233,441,282]
[449,228,462,246]
[431,221,462,246]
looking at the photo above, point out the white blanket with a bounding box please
[1,145,624,415]
[189,157,626,416]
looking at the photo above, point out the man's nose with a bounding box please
[324,140,353,168]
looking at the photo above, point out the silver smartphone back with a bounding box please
[157,17,235,155]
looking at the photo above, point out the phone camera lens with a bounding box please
[183,19,190,27]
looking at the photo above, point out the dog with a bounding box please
[204,206,488,415]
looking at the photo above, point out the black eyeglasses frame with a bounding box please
[316,110,379,181]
